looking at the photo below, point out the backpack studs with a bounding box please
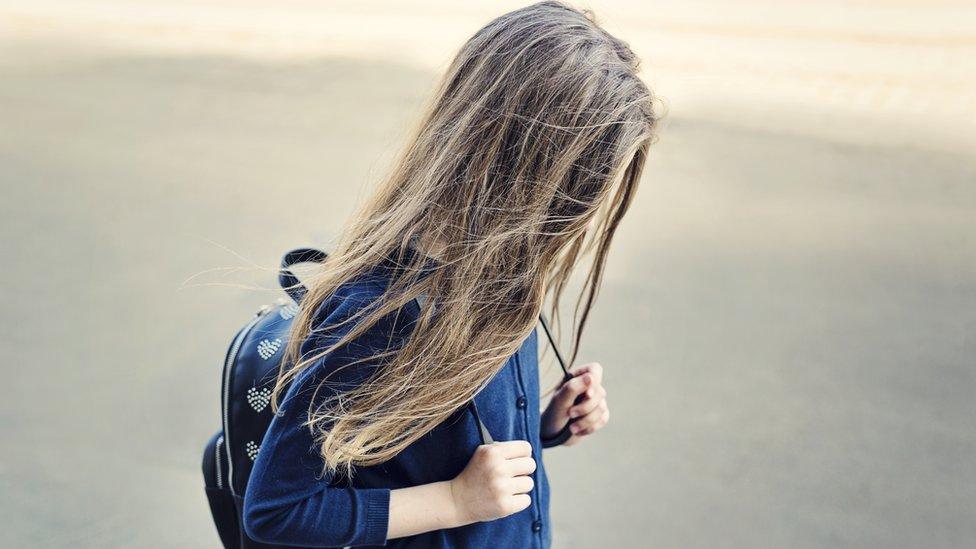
[256,338,282,360]
[246,387,272,413]
[245,441,261,461]
[279,303,300,320]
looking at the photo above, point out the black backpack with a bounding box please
[201,248,574,548]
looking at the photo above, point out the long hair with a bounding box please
[276,1,657,475]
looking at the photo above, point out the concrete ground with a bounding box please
[1,1,974,547]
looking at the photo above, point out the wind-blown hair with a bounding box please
[275,1,657,475]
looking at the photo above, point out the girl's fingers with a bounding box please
[551,374,591,413]
[509,494,532,513]
[570,362,603,384]
[509,475,535,495]
[569,384,606,419]
[506,456,537,476]
[570,404,609,435]
[494,440,533,458]
[577,409,610,436]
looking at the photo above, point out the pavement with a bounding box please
[1,1,974,547]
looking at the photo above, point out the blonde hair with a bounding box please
[276,1,657,475]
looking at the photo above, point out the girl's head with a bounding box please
[280,1,657,474]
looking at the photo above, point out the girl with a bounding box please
[243,2,656,547]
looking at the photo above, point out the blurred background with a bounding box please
[1,1,974,547]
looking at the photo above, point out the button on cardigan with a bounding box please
[242,264,553,548]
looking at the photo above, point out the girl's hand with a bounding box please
[449,440,536,524]
[540,362,610,446]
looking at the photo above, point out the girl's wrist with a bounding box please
[445,478,474,529]
[387,480,472,540]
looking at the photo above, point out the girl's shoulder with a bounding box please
[300,273,420,360]
[286,274,420,402]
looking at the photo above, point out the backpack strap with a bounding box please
[279,248,329,303]
[537,312,576,448]
[467,401,495,445]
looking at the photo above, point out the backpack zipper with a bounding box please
[215,434,225,489]
[222,306,270,495]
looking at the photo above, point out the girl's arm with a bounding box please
[242,362,392,547]
[388,481,464,538]
[244,392,534,546]
[388,441,535,540]
[244,288,534,546]
[243,290,400,546]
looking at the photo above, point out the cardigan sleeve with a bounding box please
[243,283,414,547]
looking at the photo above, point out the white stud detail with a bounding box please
[279,304,299,320]
[257,338,282,360]
[245,441,261,461]
[246,387,272,412]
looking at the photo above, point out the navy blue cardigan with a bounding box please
[242,268,553,548]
